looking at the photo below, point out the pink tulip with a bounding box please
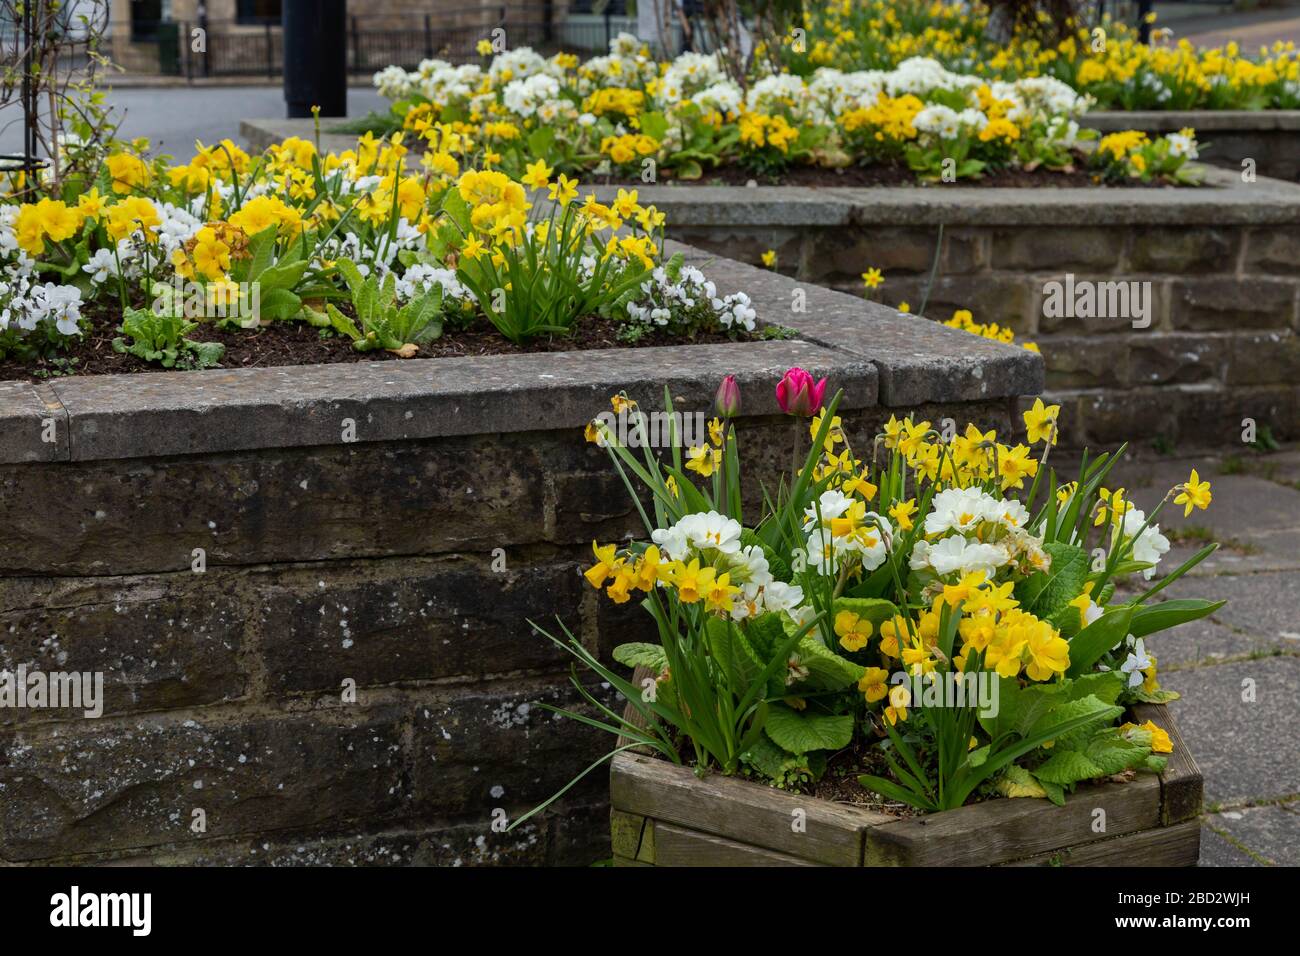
[715,375,741,418]
[775,367,827,416]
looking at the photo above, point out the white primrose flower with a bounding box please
[910,535,1008,577]
[1119,637,1153,687]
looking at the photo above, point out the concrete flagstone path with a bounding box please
[1070,445,1300,865]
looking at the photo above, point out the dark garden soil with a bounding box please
[606,162,1166,189]
[0,304,763,382]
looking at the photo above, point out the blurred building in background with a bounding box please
[105,0,635,76]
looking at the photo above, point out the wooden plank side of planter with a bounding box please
[864,773,1163,867]
[610,809,656,864]
[654,823,824,867]
[611,752,892,866]
[1000,819,1202,867]
[1131,703,1203,825]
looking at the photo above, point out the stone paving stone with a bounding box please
[1162,656,1300,806]
[1203,804,1300,866]
[1198,824,1264,867]
[1059,451,1300,576]
[1144,617,1283,669]
[1160,571,1300,646]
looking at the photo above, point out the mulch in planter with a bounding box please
[0,304,763,382]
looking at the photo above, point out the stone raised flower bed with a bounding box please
[1084,110,1300,182]
[606,167,1300,449]
[0,248,1039,865]
[611,699,1201,867]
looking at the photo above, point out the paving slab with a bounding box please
[1203,804,1300,866]
[1198,824,1265,867]
[1144,617,1286,669]
[1162,656,1300,806]
[1158,571,1300,646]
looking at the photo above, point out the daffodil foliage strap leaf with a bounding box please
[1128,599,1225,638]
[1065,605,1136,679]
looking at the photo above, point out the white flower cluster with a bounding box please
[623,263,756,334]
[490,47,548,84]
[576,33,658,93]
[1165,130,1198,159]
[502,72,562,118]
[909,487,1048,578]
[373,64,415,99]
[659,51,728,103]
[397,263,476,306]
[1114,507,1170,580]
[651,511,806,622]
[913,104,989,140]
[802,489,892,574]
[745,73,807,113]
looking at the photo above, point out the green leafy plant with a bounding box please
[307,258,445,354]
[111,306,224,369]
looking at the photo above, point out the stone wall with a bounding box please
[0,250,1038,866]
[624,168,1300,450]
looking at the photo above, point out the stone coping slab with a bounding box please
[0,242,1041,465]
[591,165,1300,227]
[1085,109,1300,133]
[243,117,1300,226]
[670,241,1044,407]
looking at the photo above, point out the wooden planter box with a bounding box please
[610,699,1202,867]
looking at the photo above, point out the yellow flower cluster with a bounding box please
[838,93,923,144]
[599,133,660,166]
[737,112,799,153]
[582,87,646,118]
[584,541,742,613]
[792,0,1300,110]
[944,308,1040,353]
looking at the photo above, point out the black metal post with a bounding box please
[199,0,210,76]
[1137,0,1153,44]
[23,0,37,172]
[283,0,348,117]
[424,14,433,58]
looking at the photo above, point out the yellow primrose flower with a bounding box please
[858,666,889,703]
[834,610,873,652]
[105,152,151,194]
[761,249,777,269]
[105,196,161,242]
